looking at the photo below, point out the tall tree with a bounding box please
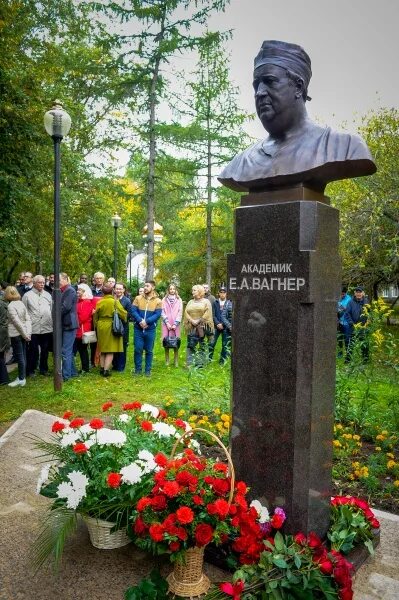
[95,0,229,280]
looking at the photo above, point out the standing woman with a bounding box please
[93,284,127,377]
[161,283,183,367]
[74,283,95,373]
[0,292,10,385]
[183,284,214,368]
[5,286,32,387]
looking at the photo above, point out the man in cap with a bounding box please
[209,285,233,365]
[344,286,370,362]
[219,40,375,193]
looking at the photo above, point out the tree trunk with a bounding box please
[145,13,165,281]
[206,136,212,286]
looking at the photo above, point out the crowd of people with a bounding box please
[0,271,233,387]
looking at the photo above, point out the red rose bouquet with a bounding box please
[328,495,380,555]
[131,448,263,562]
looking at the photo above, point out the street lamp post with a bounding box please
[44,101,71,392]
[111,213,122,279]
[127,243,134,292]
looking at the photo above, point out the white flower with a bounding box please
[120,463,142,485]
[140,403,159,419]
[56,470,88,510]
[118,413,131,423]
[79,424,94,435]
[36,464,51,494]
[190,439,201,454]
[85,438,96,449]
[60,431,81,447]
[138,449,154,462]
[94,428,127,447]
[137,450,157,473]
[152,422,176,438]
[183,421,192,432]
[250,499,270,523]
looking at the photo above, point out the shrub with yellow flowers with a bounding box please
[333,424,362,457]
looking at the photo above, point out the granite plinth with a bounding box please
[228,190,340,537]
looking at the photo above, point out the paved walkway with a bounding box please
[0,410,398,599]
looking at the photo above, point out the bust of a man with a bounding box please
[219,40,376,193]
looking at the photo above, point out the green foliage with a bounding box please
[328,504,374,555]
[29,507,77,572]
[124,570,169,600]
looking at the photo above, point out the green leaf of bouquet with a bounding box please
[29,507,77,572]
[273,531,285,552]
[273,557,288,569]
[294,554,301,569]
[364,539,374,555]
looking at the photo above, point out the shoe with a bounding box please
[144,372,151,377]
[8,378,25,387]
[132,370,142,376]
[103,370,111,377]
[39,371,49,376]
[100,367,104,375]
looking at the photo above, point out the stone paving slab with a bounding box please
[0,410,398,600]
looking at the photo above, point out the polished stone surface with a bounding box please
[228,193,340,536]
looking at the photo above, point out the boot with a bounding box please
[103,369,111,377]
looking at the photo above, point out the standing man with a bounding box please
[112,282,132,372]
[45,273,55,296]
[337,286,351,358]
[23,275,53,376]
[131,280,162,376]
[60,273,79,381]
[345,286,369,363]
[91,272,105,297]
[18,272,34,298]
[209,286,233,364]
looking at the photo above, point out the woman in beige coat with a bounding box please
[5,286,32,387]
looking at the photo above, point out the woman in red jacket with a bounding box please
[74,283,95,373]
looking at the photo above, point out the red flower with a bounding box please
[207,498,230,519]
[69,418,85,428]
[72,442,88,454]
[214,463,228,473]
[270,513,285,529]
[370,517,380,529]
[134,517,147,535]
[169,541,180,552]
[154,452,168,467]
[89,418,104,429]
[158,409,167,419]
[162,480,180,497]
[319,559,334,575]
[211,477,230,496]
[151,495,167,511]
[107,472,122,488]
[102,402,113,412]
[235,481,247,494]
[149,523,165,542]
[174,526,188,541]
[52,421,66,433]
[195,523,214,546]
[122,402,142,410]
[141,420,153,432]
[219,581,245,600]
[193,495,204,506]
[175,419,186,430]
[307,531,323,548]
[176,506,194,524]
[62,411,73,420]
[137,497,151,512]
[294,532,307,545]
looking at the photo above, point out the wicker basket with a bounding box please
[167,546,210,598]
[167,428,235,598]
[83,516,130,549]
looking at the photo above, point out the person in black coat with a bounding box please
[345,286,369,363]
[209,286,233,364]
[60,273,79,380]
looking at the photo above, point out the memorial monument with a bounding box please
[219,40,376,536]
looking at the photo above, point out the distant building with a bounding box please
[380,284,399,302]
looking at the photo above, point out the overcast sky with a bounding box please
[208,0,399,138]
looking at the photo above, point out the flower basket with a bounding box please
[83,516,130,549]
[167,545,210,597]
[166,427,235,598]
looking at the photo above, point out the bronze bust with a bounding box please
[219,40,376,193]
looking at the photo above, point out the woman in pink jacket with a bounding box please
[161,284,183,367]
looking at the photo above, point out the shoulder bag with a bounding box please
[112,300,124,337]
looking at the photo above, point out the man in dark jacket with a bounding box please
[345,286,369,363]
[131,280,162,376]
[60,273,79,380]
[209,286,233,364]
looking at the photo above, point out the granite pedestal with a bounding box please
[228,186,340,537]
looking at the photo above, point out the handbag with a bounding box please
[112,301,124,337]
[162,330,181,349]
[82,330,97,344]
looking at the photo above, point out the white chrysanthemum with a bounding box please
[137,450,157,473]
[79,424,94,435]
[140,403,159,419]
[190,439,201,454]
[36,464,51,494]
[94,428,127,447]
[152,422,176,438]
[118,413,131,423]
[120,463,142,485]
[56,471,88,510]
[60,431,81,447]
[183,421,192,432]
[85,438,96,449]
[250,499,270,523]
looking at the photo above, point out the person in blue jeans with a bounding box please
[131,281,162,376]
[60,273,79,381]
[337,286,351,358]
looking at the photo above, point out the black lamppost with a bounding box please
[127,243,134,291]
[44,101,71,392]
[111,213,122,279]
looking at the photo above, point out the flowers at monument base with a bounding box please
[35,402,196,523]
[328,495,380,555]
[130,450,280,563]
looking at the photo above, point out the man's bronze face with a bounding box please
[253,64,297,129]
